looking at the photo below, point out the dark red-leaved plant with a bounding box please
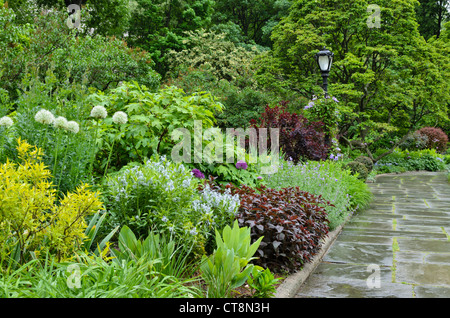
[249,102,329,163]
[200,176,332,273]
[416,127,449,153]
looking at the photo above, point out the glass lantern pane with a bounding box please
[318,55,330,71]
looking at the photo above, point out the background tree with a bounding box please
[7,0,130,37]
[0,4,160,102]
[212,0,291,48]
[415,0,450,39]
[127,0,214,76]
[260,0,449,162]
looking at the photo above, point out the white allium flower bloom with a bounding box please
[53,116,68,129]
[35,109,55,125]
[112,111,128,125]
[65,121,79,134]
[0,116,13,128]
[90,105,108,119]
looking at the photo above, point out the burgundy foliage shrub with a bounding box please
[250,102,329,163]
[416,127,449,153]
[200,177,332,273]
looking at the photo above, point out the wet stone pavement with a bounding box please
[296,172,450,298]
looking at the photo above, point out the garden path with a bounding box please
[295,172,450,298]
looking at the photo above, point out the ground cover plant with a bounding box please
[372,148,446,174]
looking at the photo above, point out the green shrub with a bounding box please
[102,155,241,255]
[87,81,223,172]
[0,139,104,268]
[355,155,374,172]
[374,148,446,173]
[398,131,429,150]
[166,30,259,83]
[0,7,160,101]
[445,154,450,165]
[345,161,369,180]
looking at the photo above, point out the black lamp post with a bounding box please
[314,47,334,97]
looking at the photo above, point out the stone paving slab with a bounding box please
[295,263,414,298]
[295,172,450,298]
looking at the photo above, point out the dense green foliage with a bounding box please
[1,0,449,299]
[259,0,450,162]
[415,0,450,39]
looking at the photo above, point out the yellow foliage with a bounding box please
[0,139,104,266]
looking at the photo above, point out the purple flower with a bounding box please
[257,176,263,180]
[191,168,205,179]
[236,160,248,170]
[332,96,339,103]
[304,101,314,110]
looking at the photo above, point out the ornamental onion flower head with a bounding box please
[112,111,128,125]
[65,121,79,134]
[90,105,108,119]
[192,168,205,179]
[53,116,68,129]
[236,160,248,170]
[35,109,55,125]
[0,116,13,128]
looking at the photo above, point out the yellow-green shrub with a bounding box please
[0,139,104,267]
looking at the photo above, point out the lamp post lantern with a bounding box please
[314,47,334,97]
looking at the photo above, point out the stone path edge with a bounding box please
[274,170,449,298]
[274,214,351,298]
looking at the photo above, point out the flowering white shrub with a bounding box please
[103,155,240,254]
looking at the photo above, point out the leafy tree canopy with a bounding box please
[259,0,449,161]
